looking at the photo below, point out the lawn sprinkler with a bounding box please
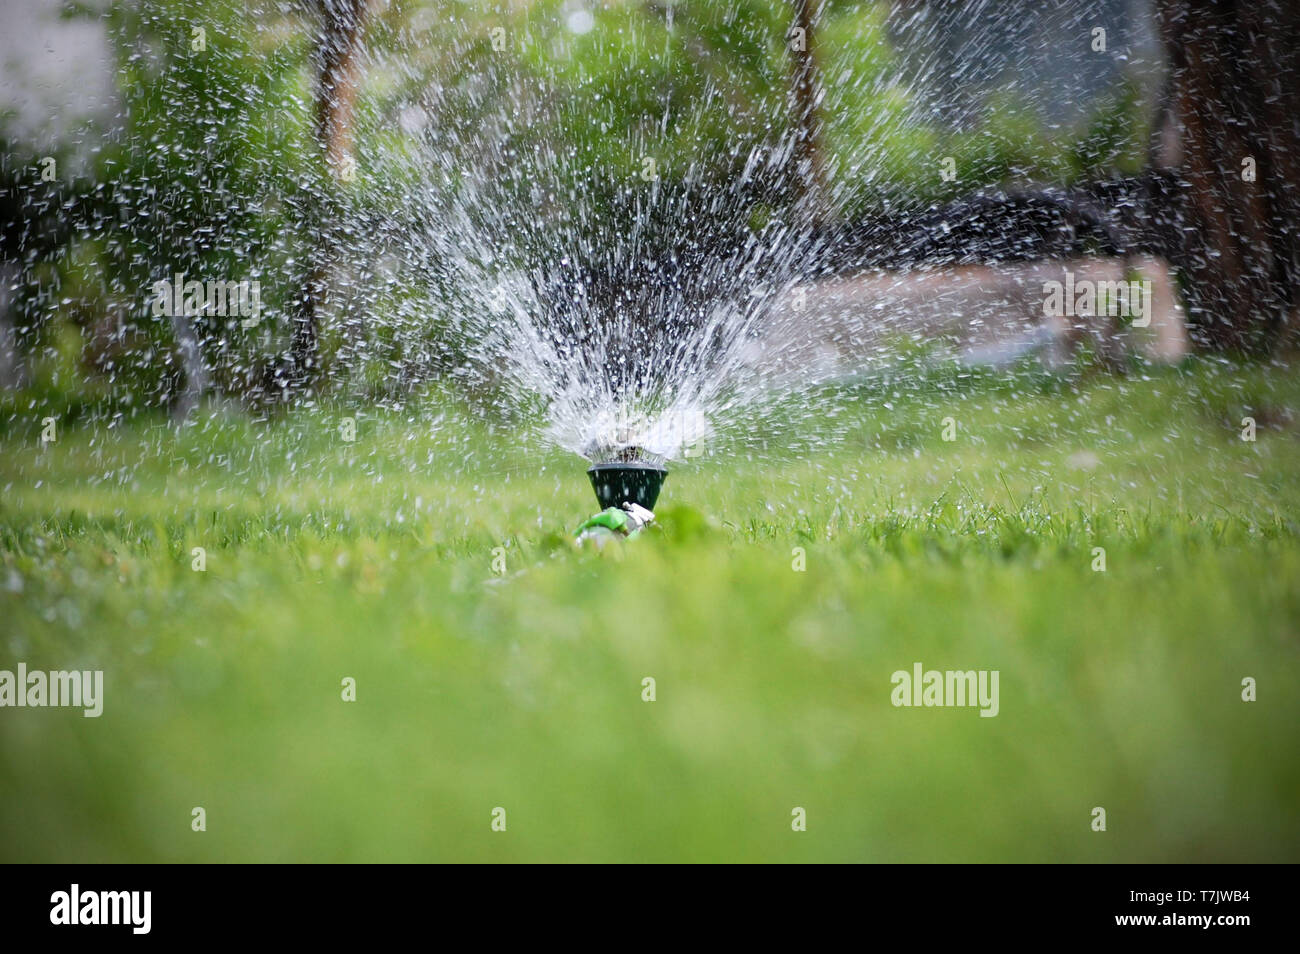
[575,445,667,543]
[588,452,667,512]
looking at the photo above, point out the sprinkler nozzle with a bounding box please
[587,459,668,511]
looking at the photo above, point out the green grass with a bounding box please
[1,358,1298,862]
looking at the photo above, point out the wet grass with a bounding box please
[1,357,1298,861]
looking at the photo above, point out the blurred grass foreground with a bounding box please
[1,358,1298,862]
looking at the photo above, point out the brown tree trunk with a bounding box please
[282,0,372,397]
[1155,0,1300,352]
[315,0,370,177]
[788,0,829,225]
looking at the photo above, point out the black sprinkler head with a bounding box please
[588,461,668,511]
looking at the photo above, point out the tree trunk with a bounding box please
[787,0,829,225]
[1154,0,1300,351]
[170,309,211,421]
[0,263,26,392]
[279,0,372,398]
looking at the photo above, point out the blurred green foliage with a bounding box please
[1,0,1153,413]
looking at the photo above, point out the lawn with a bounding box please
[1,357,1298,862]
